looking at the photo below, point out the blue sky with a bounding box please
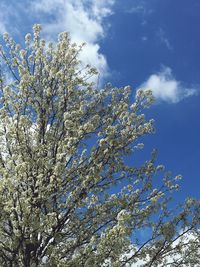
[0,0,200,200]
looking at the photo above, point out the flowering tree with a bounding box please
[0,25,199,267]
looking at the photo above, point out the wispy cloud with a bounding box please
[29,0,115,77]
[157,28,173,51]
[128,5,146,14]
[0,20,6,35]
[140,67,198,103]
[126,0,153,16]
[0,2,10,34]
[141,36,148,41]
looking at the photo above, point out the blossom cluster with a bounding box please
[0,25,199,267]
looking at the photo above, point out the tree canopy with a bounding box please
[0,25,199,267]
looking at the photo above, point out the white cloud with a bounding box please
[140,67,197,103]
[30,0,115,77]
[126,231,200,266]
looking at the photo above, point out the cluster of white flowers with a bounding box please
[0,25,199,267]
